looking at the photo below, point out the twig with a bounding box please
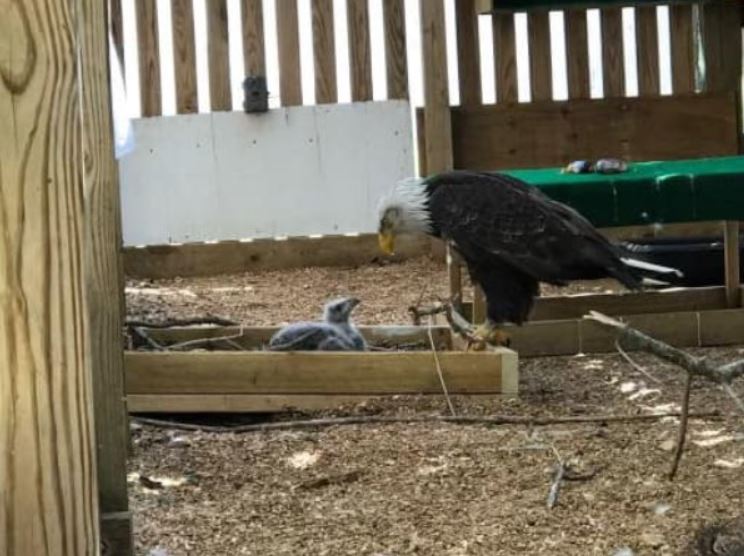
[428,318,456,416]
[669,372,693,480]
[125,316,237,328]
[165,327,246,351]
[133,327,166,351]
[585,310,744,478]
[547,463,565,509]
[131,411,729,434]
[615,339,661,384]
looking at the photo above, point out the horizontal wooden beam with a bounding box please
[123,233,432,278]
[417,92,738,171]
[125,349,518,395]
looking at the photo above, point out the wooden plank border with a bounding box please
[125,349,518,395]
[123,233,433,278]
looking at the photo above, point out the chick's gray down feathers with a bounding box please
[268,297,367,351]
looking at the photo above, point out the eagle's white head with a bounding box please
[376,177,432,255]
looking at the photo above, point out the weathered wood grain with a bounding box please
[565,10,590,99]
[420,0,453,174]
[110,0,126,74]
[700,0,742,94]
[136,0,161,116]
[171,0,198,114]
[527,11,552,102]
[80,1,131,553]
[418,92,739,170]
[347,0,373,101]
[456,0,481,106]
[635,6,660,96]
[0,1,99,552]
[207,0,232,111]
[312,0,337,104]
[492,12,517,102]
[601,8,624,97]
[383,0,409,100]
[670,4,695,94]
[242,0,267,77]
[276,0,302,106]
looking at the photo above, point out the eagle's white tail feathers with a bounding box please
[621,257,684,278]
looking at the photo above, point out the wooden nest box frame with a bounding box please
[418,0,744,328]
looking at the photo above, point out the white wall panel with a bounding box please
[120,100,414,245]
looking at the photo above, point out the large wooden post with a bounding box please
[1,1,100,554]
[80,1,133,554]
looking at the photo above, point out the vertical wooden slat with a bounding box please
[421,0,455,287]
[110,0,126,73]
[276,0,303,106]
[242,0,267,77]
[493,13,517,103]
[669,5,694,94]
[724,222,741,308]
[384,0,409,100]
[565,10,590,99]
[601,8,625,97]
[1,1,100,552]
[207,0,232,111]
[82,0,133,552]
[347,0,373,102]
[171,0,198,114]
[135,0,161,116]
[701,1,742,94]
[527,11,552,102]
[635,7,660,96]
[312,0,337,104]
[456,0,481,106]
[421,0,452,173]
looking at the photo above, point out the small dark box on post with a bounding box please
[243,76,269,113]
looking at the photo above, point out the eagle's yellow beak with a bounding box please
[378,231,396,255]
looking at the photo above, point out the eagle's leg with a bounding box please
[471,320,511,348]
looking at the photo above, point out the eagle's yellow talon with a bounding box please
[472,322,511,348]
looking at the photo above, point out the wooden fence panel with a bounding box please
[242,0,267,77]
[171,0,198,114]
[384,0,409,100]
[348,0,373,101]
[312,0,337,103]
[276,0,303,105]
[635,6,660,96]
[207,0,232,111]
[701,1,742,94]
[670,5,695,94]
[565,10,590,99]
[456,0,482,106]
[136,0,161,116]
[527,11,552,102]
[601,8,625,97]
[493,13,517,102]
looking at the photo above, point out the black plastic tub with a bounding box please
[620,235,744,287]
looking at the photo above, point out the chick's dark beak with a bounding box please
[346,297,361,309]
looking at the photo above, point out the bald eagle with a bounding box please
[376,171,682,345]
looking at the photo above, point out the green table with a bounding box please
[503,156,744,228]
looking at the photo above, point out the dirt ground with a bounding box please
[125,257,744,556]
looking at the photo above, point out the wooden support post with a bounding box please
[420,0,456,292]
[1,1,100,553]
[81,0,133,553]
[724,222,741,308]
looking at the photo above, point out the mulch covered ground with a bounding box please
[125,257,744,556]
